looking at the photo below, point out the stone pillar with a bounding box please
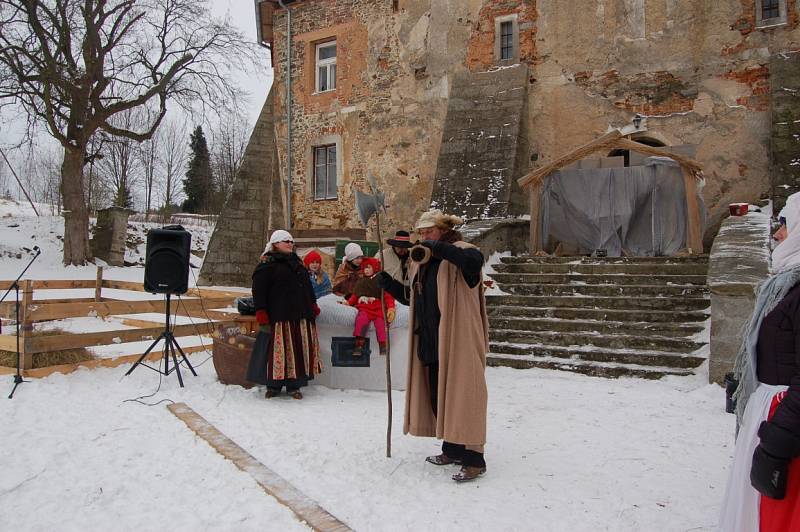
[91,207,131,266]
[708,210,771,384]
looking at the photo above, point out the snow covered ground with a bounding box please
[0,201,736,531]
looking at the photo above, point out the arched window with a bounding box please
[608,137,666,167]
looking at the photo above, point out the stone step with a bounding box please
[489,316,705,336]
[485,305,709,323]
[490,329,705,353]
[492,262,709,275]
[497,283,709,298]
[489,272,708,286]
[486,294,710,311]
[499,255,710,264]
[487,353,695,380]
[489,342,705,369]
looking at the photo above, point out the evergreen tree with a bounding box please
[113,185,134,209]
[182,126,215,213]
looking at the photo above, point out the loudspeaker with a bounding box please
[144,226,191,294]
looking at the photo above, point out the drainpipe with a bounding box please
[278,0,292,228]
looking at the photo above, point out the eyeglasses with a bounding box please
[280,240,294,244]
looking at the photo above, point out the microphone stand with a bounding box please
[3,247,41,399]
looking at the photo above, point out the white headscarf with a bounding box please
[263,229,294,254]
[344,242,364,262]
[772,193,800,271]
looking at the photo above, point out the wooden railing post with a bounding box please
[95,266,103,302]
[683,170,703,254]
[20,279,33,370]
[529,183,543,254]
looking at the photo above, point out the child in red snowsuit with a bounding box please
[344,257,395,356]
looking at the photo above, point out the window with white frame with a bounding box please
[756,0,787,27]
[316,41,337,93]
[313,144,337,200]
[494,15,518,63]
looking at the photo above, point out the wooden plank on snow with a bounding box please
[167,402,353,532]
[19,344,208,378]
[24,320,240,354]
[26,297,234,321]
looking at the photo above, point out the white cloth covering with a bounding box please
[263,229,293,254]
[344,242,364,262]
[719,383,788,532]
[772,194,800,271]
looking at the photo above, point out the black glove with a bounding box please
[750,421,800,499]
[376,271,393,289]
[751,445,790,499]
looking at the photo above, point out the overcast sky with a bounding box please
[211,0,273,125]
[0,0,274,194]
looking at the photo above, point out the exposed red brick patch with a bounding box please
[723,65,770,111]
[738,163,749,177]
[575,70,697,115]
[465,0,538,72]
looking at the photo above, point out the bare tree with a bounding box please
[94,109,141,209]
[139,124,159,219]
[26,146,62,214]
[0,0,258,264]
[0,157,8,198]
[158,117,187,213]
[210,111,249,206]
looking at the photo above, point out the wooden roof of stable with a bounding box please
[517,130,704,189]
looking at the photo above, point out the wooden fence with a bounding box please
[0,267,255,377]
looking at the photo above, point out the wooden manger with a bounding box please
[0,267,257,378]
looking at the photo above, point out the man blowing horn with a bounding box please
[377,209,490,482]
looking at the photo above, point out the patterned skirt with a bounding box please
[246,319,322,389]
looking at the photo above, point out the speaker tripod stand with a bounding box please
[124,294,197,387]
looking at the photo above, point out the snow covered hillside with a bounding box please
[0,200,735,531]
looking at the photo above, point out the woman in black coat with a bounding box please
[246,230,321,399]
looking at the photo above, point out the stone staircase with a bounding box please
[486,256,710,379]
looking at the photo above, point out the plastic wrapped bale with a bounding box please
[313,293,409,391]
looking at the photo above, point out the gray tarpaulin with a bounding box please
[540,157,706,257]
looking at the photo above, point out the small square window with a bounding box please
[756,0,787,27]
[316,42,336,93]
[762,0,780,19]
[314,144,337,200]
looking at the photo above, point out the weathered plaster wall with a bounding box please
[271,0,481,235]
[527,0,800,246]
[262,0,800,245]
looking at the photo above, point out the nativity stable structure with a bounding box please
[518,129,705,257]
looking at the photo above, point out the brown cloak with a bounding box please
[404,240,490,446]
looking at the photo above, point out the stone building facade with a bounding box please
[201,0,800,284]
[249,0,800,240]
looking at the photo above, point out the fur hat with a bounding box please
[264,230,294,254]
[360,257,381,273]
[344,242,364,262]
[303,250,322,267]
[414,209,463,231]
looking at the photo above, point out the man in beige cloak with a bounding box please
[378,209,490,482]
